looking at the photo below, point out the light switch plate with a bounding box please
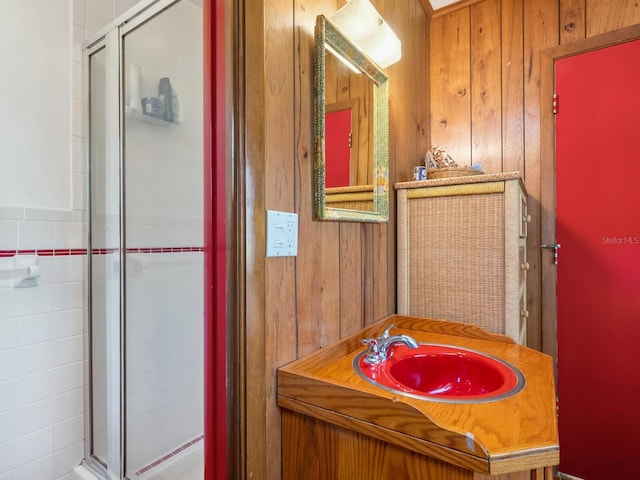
[266,210,298,257]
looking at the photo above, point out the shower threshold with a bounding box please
[74,433,204,480]
[133,434,204,480]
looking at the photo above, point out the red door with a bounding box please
[555,39,640,479]
[325,108,352,187]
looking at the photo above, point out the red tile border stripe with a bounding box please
[0,247,203,258]
[124,247,204,254]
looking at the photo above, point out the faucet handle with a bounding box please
[361,338,379,352]
[361,338,384,364]
[380,324,395,340]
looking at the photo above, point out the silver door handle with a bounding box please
[541,243,561,266]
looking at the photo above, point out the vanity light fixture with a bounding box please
[328,0,402,69]
[324,43,362,74]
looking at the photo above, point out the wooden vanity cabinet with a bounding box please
[278,315,558,480]
[282,410,552,480]
[396,172,529,344]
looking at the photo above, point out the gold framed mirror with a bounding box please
[314,15,389,222]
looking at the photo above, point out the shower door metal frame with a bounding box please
[84,30,125,480]
[84,1,195,478]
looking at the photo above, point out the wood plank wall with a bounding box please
[429,0,640,351]
[241,0,430,478]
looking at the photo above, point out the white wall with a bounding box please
[0,0,72,210]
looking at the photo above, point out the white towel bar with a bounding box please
[0,255,41,287]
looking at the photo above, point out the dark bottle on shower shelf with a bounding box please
[159,77,174,123]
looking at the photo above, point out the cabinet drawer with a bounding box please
[519,247,529,285]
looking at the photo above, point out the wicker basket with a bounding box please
[427,167,483,179]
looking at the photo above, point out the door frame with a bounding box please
[204,0,230,478]
[540,24,640,361]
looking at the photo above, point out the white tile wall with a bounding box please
[0,251,85,480]
[0,0,96,478]
[125,252,203,472]
[0,221,18,250]
[17,221,55,251]
[0,1,72,210]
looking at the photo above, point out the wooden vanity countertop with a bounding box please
[277,315,559,476]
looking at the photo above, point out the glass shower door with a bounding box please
[121,1,204,478]
[86,1,204,478]
[88,43,112,470]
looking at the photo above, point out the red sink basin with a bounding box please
[354,343,525,403]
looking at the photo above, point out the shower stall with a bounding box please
[85,1,204,478]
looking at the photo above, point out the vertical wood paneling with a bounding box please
[372,223,389,323]
[282,410,476,480]
[539,46,557,359]
[294,0,341,359]
[415,2,431,178]
[263,2,297,479]
[430,8,472,165]
[386,0,417,173]
[377,0,431,317]
[243,0,267,475]
[501,0,524,174]
[470,0,502,172]
[522,0,558,350]
[378,0,399,317]
[339,224,364,337]
[361,224,375,327]
[386,0,431,185]
[586,0,640,37]
[295,221,341,358]
[560,0,586,44]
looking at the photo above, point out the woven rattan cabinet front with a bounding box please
[396,173,528,344]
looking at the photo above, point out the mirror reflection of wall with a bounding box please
[324,50,373,189]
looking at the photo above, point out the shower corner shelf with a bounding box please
[125,106,180,127]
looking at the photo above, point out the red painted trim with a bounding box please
[204,0,227,478]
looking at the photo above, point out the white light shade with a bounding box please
[329,0,402,69]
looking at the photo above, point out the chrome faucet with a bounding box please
[361,324,419,365]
